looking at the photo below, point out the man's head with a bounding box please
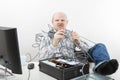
[52,12,68,31]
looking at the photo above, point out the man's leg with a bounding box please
[88,43,119,75]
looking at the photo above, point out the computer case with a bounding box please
[39,59,89,80]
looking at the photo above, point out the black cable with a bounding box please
[27,70,30,80]
[27,63,34,80]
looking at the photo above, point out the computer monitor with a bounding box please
[0,26,22,74]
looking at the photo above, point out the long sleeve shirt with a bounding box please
[34,29,90,60]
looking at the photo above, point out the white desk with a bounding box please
[20,62,56,80]
[0,62,56,80]
[0,62,119,80]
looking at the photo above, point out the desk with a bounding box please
[0,62,56,80]
[20,62,56,80]
[0,62,119,80]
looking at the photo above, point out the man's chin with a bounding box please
[58,28,65,30]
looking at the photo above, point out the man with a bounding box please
[38,12,118,75]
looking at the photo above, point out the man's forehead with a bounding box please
[52,12,67,19]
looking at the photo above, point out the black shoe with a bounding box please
[94,59,119,75]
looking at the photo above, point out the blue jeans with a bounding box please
[88,43,110,65]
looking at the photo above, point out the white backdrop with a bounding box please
[0,0,120,62]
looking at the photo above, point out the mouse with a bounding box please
[27,63,34,70]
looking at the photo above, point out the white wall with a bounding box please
[0,0,120,62]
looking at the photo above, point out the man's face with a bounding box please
[52,13,68,31]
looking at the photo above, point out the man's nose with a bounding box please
[58,20,62,23]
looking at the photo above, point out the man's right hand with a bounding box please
[52,29,65,46]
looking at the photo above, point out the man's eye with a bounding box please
[55,20,59,21]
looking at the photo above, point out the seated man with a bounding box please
[38,12,119,75]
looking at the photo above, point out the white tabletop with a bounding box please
[0,62,119,80]
[0,62,56,80]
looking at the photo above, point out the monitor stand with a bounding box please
[0,67,13,75]
[0,57,13,78]
[0,67,13,79]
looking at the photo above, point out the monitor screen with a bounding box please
[0,26,22,74]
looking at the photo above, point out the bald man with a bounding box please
[52,12,80,47]
[38,12,118,75]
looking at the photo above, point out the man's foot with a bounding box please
[94,59,119,75]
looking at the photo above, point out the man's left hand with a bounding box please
[72,31,80,44]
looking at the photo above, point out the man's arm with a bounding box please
[35,32,60,59]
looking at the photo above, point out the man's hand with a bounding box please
[52,29,65,46]
[72,31,80,44]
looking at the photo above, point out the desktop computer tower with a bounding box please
[39,59,89,80]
